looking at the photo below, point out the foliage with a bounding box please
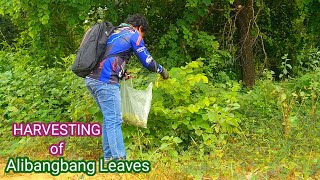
[1,50,320,178]
[0,53,98,153]
[0,15,19,50]
[1,0,320,178]
[301,0,320,38]
[0,53,242,156]
[296,47,320,74]
[1,0,319,79]
[132,61,241,151]
[117,60,243,155]
[255,0,319,78]
[0,0,106,65]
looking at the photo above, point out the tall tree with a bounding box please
[234,0,255,86]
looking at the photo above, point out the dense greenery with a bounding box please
[0,0,319,179]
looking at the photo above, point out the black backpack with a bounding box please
[71,21,115,78]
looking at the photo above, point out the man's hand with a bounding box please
[160,68,169,79]
[124,70,132,80]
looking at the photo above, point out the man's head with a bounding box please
[125,14,149,36]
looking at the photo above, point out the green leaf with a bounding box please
[202,76,208,83]
[195,129,203,136]
[173,137,183,144]
[18,138,26,144]
[7,106,18,112]
[202,0,212,6]
[198,8,207,16]
[172,123,178,130]
[187,104,200,113]
[214,125,220,133]
[289,116,298,127]
[207,111,216,122]
[161,136,170,141]
[281,93,287,101]
[187,61,199,68]
[169,149,178,158]
[88,106,99,115]
[160,143,169,150]
[286,64,292,69]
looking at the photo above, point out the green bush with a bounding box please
[122,60,242,154]
[0,54,243,156]
[0,54,102,155]
[1,51,319,163]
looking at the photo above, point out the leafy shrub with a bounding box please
[1,53,243,156]
[122,60,242,154]
[296,48,320,74]
[0,54,102,155]
[157,22,232,79]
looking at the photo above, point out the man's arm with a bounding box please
[130,33,164,73]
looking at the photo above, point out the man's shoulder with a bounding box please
[113,27,136,35]
[129,30,141,42]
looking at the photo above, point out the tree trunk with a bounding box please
[235,0,255,87]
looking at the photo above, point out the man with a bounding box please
[85,14,169,161]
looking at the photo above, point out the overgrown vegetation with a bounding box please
[0,0,319,179]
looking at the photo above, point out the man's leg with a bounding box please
[96,83,126,159]
[85,77,112,160]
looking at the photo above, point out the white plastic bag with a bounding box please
[120,79,152,128]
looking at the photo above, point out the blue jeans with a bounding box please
[85,77,126,160]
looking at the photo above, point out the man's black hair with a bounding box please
[125,14,149,32]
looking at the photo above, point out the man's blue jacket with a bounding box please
[88,24,163,84]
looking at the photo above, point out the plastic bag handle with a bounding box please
[122,78,133,88]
